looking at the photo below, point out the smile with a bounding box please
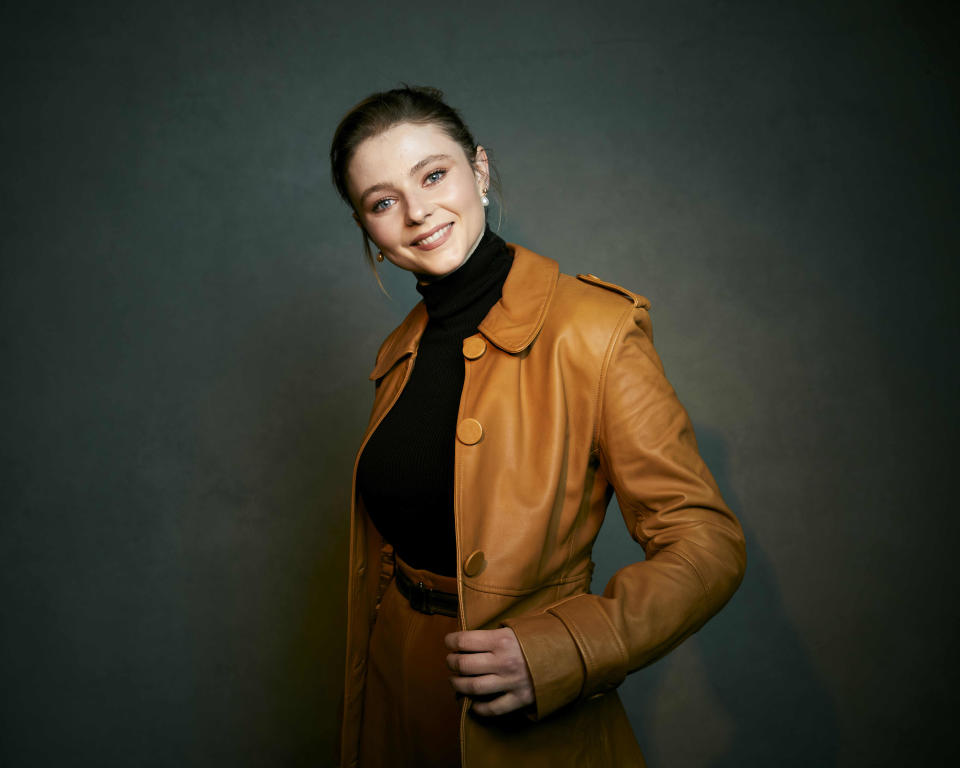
[412,223,453,249]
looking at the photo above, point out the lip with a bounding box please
[410,222,453,250]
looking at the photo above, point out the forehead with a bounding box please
[347,122,468,194]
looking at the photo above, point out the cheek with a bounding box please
[452,184,481,218]
[361,216,393,244]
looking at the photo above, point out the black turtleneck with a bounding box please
[357,226,514,576]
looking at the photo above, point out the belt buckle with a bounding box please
[411,580,434,615]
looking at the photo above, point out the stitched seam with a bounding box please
[634,517,737,550]
[453,352,470,630]
[369,302,427,379]
[551,603,627,692]
[506,617,554,719]
[342,352,416,763]
[591,601,629,674]
[658,549,709,598]
[593,304,636,452]
[370,351,413,382]
[518,269,557,350]
[577,274,643,306]
[461,572,590,597]
[691,518,739,534]
[558,421,576,606]
[548,608,596,682]
[478,258,558,353]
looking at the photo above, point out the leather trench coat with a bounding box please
[338,243,746,768]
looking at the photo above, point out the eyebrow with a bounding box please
[358,154,453,202]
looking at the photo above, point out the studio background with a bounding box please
[2,1,957,766]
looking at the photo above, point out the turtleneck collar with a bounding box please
[415,225,513,324]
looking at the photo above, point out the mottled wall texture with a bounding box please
[2,1,957,765]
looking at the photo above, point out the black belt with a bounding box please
[395,566,459,617]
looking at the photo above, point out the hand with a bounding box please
[444,627,535,716]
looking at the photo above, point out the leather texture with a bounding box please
[338,243,747,768]
[357,555,461,767]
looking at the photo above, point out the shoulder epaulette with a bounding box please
[576,273,651,309]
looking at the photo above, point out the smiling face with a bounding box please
[346,122,489,278]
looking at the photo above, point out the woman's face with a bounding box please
[347,122,489,278]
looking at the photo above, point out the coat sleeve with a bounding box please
[501,303,747,721]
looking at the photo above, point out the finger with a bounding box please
[445,651,498,676]
[444,628,511,653]
[471,690,526,717]
[448,673,507,697]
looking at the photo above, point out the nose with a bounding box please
[405,190,430,226]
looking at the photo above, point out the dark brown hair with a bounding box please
[329,85,501,275]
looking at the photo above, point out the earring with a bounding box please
[481,189,489,207]
[376,251,384,262]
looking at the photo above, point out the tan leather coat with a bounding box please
[338,243,746,768]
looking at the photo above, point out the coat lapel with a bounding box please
[479,243,559,353]
[367,242,560,382]
[368,302,428,381]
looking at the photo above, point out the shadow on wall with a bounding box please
[595,425,840,767]
[695,427,840,768]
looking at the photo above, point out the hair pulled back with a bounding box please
[330,85,487,206]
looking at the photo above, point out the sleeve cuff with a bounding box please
[501,610,585,720]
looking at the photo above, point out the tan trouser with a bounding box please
[358,554,462,768]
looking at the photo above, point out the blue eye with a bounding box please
[425,169,447,184]
[371,198,394,213]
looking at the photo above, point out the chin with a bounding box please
[436,256,469,277]
[419,248,468,277]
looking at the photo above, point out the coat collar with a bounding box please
[368,243,559,380]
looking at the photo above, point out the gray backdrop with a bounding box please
[3,0,957,765]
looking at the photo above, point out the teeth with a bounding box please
[416,223,451,245]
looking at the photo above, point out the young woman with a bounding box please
[330,86,746,768]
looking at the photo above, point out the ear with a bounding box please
[473,145,490,191]
[352,211,362,228]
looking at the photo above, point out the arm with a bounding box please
[501,304,747,720]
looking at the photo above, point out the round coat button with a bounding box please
[456,418,483,445]
[463,550,486,577]
[462,337,486,360]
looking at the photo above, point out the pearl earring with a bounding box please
[376,251,384,262]
[481,189,489,207]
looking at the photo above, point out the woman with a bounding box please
[330,86,746,768]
